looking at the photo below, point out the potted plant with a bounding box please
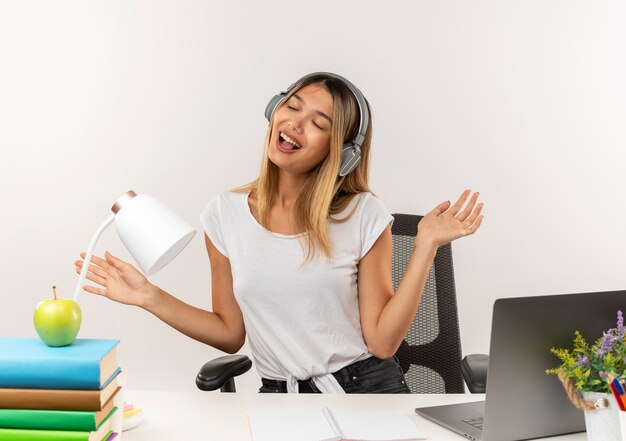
[546,310,626,441]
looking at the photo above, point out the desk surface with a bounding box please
[121,390,586,441]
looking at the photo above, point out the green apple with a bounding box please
[34,286,82,347]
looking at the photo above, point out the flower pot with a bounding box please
[581,391,624,441]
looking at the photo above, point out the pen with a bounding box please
[609,379,626,411]
[614,378,625,395]
[613,378,626,410]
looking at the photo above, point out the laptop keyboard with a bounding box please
[462,417,484,430]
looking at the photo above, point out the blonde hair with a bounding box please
[235,74,373,261]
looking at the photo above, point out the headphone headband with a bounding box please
[264,72,369,176]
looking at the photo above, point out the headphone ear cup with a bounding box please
[339,144,361,177]
[265,94,286,123]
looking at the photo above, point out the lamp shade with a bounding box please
[112,191,196,276]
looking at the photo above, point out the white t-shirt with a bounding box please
[199,190,393,393]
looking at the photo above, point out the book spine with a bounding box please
[322,407,343,439]
[0,409,96,431]
[0,428,88,440]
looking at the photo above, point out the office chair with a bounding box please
[195,213,488,393]
[390,214,487,393]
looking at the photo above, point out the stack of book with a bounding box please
[0,338,123,441]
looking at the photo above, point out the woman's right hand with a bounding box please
[74,251,154,307]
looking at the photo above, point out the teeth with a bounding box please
[281,132,301,148]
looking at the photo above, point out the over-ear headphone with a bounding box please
[264,72,369,177]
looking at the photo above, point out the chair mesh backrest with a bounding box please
[392,214,465,393]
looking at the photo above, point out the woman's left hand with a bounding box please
[416,189,484,248]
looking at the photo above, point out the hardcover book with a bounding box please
[0,406,117,441]
[0,338,119,390]
[0,372,123,411]
[0,387,119,430]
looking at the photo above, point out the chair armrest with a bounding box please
[196,354,252,392]
[461,354,489,393]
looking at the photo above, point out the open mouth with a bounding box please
[279,132,302,150]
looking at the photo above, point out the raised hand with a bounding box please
[416,189,484,248]
[74,251,153,307]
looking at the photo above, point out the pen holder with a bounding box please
[557,375,625,441]
[581,391,624,441]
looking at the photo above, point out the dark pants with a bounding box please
[259,356,410,394]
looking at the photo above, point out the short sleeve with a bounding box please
[199,194,229,257]
[359,193,394,259]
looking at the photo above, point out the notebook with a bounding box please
[415,289,626,441]
[248,408,426,441]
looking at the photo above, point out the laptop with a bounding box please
[415,289,625,441]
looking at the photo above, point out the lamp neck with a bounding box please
[72,213,116,302]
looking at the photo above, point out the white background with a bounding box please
[1,0,624,393]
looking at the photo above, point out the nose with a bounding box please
[287,118,304,133]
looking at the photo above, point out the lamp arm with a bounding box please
[73,213,116,302]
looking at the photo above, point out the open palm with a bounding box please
[417,189,484,248]
[75,251,151,307]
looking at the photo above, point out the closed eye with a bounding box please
[312,121,326,130]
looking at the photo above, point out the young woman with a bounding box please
[75,72,484,394]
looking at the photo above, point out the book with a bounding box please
[0,387,118,431]
[0,371,123,411]
[248,408,427,441]
[0,406,117,441]
[0,338,120,390]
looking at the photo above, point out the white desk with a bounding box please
[121,390,586,441]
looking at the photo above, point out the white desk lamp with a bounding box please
[72,190,196,301]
